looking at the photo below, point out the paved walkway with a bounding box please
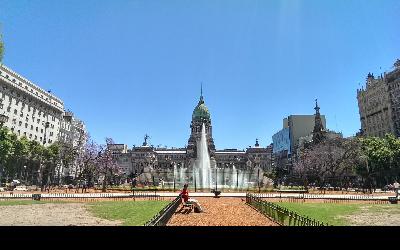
[167,197,278,226]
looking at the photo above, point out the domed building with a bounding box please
[186,90,215,160]
[108,88,274,187]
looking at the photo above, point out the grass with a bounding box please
[275,202,400,226]
[87,200,170,226]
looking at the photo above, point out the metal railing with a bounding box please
[251,192,392,203]
[0,191,164,202]
[246,193,328,226]
[144,195,181,226]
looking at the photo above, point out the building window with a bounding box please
[14,109,17,115]
[36,127,38,132]
[30,125,33,130]
[19,121,22,126]
[25,123,28,128]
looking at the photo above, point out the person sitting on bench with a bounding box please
[180,183,203,213]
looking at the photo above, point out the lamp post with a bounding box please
[24,165,27,185]
[37,168,41,189]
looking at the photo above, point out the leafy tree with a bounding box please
[357,134,400,192]
[0,127,13,183]
[8,135,29,181]
[26,140,44,186]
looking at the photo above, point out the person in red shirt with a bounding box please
[180,183,203,213]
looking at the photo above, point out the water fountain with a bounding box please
[151,122,262,192]
[194,123,212,189]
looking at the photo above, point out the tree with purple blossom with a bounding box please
[294,137,362,191]
[96,137,120,192]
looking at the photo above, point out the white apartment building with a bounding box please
[0,64,64,145]
[58,111,87,179]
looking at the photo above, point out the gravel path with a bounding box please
[0,203,122,226]
[167,197,278,226]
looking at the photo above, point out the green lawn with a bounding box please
[275,202,400,226]
[87,200,170,226]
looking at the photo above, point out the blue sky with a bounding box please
[0,0,399,149]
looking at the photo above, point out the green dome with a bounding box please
[192,96,210,121]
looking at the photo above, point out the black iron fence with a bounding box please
[254,193,392,204]
[246,193,328,226]
[144,195,182,226]
[0,191,164,202]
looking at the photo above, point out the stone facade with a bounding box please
[357,59,400,137]
[58,111,87,178]
[0,64,64,145]
[109,93,273,179]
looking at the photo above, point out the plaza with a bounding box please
[0,1,400,229]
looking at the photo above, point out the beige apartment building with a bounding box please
[357,59,400,137]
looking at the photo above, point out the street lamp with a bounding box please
[24,165,27,185]
[37,168,41,190]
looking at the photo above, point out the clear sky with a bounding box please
[0,0,399,149]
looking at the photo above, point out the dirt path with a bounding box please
[340,205,400,226]
[0,203,122,226]
[167,197,278,226]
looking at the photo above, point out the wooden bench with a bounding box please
[181,202,194,213]
[183,202,194,208]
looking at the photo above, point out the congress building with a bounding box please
[109,92,273,181]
